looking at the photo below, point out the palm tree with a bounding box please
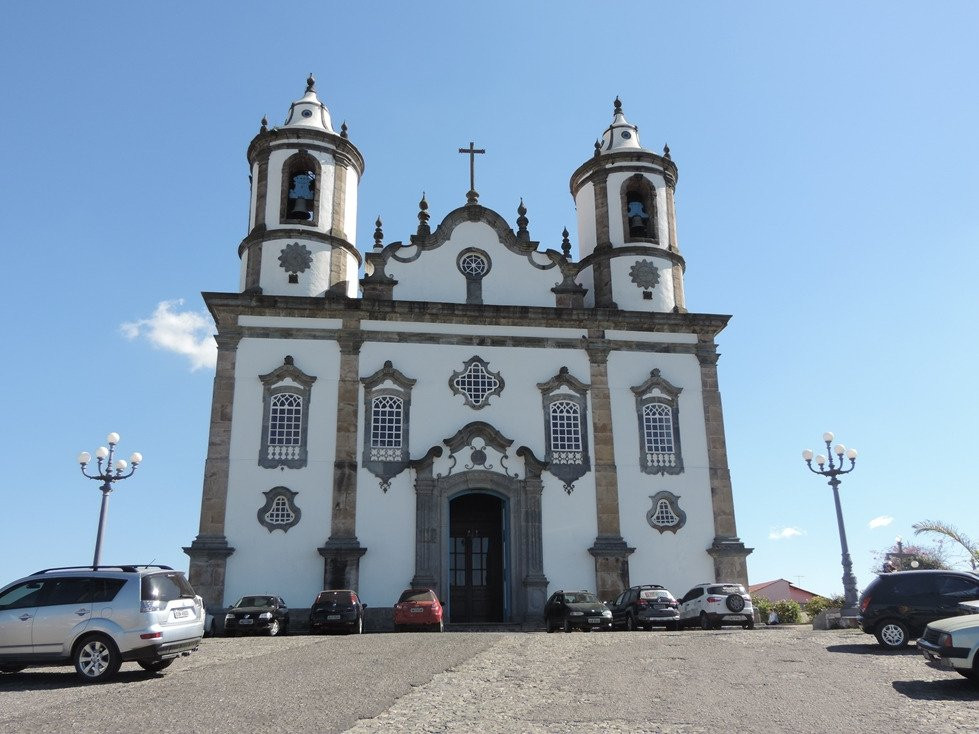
[913,520,979,570]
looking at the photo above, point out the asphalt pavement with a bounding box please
[0,626,976,733]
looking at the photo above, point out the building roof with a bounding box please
[748,579,821,598]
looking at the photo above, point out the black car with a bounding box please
[309,589,366,634]
[224,595,290,636]
[609,585,680,631]
[544,590,612,632]
[859,570,979,649]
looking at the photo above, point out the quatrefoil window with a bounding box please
[449,357,504,409]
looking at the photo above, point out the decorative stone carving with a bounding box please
[646,491,686,533]
[257,486,301,532]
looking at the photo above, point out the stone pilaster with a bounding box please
[410,468,439,590]
[521,474,549,616]
[319,322,367,589]
[584,333,634,601]
[591,173,616,308]
[696,335,752,586]
[184,329,240,609]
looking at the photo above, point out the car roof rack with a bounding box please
[30,564,174,575]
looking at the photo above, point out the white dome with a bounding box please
[282,74,334,133]
[599,97,642,153]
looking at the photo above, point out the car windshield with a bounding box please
[315,591,355,604]
[708,585,745,595]
[398,589,435,603]
[235,596,275,608]
[563,593,600,604]
[639,590,674,601]
[141,572,196,602]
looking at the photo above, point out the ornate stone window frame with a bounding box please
[456,247,492,305]
[259,356,316,469]
[631,369,683,475]
[257,486,301,532]
[279,151,322,227]
[449,356,504,410]
[362,360,416,491]
[537,367,591,493]
[646,490,686,533]
[619,173,659,243]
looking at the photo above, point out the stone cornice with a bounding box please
[247,127,365,176]
[570,150,678,198]
[237,226,363,266]
[576,244,686,274]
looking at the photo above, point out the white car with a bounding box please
[917,613,979,683]
[678,582,754,630]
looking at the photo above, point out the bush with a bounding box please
[772,599,802,624]
[753,596,773,617]
[804,596,833,619]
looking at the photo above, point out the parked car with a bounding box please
[393,589,444,632]
[0,564,204,683]
[544,590,613,632]
[917,613,979,683]
[859,569,979,649]
[224,595,290,636]
[609,585,680,631]
[309,589,366,634]
[678,582,754,630]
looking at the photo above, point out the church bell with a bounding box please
[288,197,312,220]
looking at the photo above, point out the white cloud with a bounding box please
[769,527,804,541]
[868,515,894,529]
[121,299,216,371]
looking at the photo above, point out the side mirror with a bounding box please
[362,603,368,610]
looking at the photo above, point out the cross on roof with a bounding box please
[458,141,485,204]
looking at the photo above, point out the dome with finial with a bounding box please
[598,96,642,154]
[282,73,334,132]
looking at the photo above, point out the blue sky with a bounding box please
[2,2,977,598]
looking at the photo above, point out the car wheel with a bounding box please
[137,659,174,673]
[545,619,555,633]
[563,620,571,633]
[743,618,755,630]
[73,634,122,683]
[267,619,281,637]
[394,624,402,633]
[874,620,909,649]
[726,594,746,613]
[355,616,363,635]
[700,612,711,630]
[0,665,25,673]
[626,614,636,632]
[436,620,445,633]
[956,669,976,680]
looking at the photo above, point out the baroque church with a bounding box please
[185,76,751,625]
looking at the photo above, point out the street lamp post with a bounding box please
[802,431,859,617]
[77,432,142,568]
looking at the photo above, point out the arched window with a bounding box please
[620,175,658,242]
[642,403,675,455]
[632,369,683,475]
[268,392,303,461]
[280,153,320,225]
[362,361,416,491]
[370,395,404,461]
[259,356,317,469]
[549,400,582,454]
[538,367,591,493]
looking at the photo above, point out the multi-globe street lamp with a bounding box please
[77,432,142,567]
[802,431,859,617]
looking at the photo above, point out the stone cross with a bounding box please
[458,141,485,203]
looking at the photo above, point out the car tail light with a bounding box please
[859,595,871,614]
[636,599,648,608]
[140,632,162,640]
[706,596,722,603]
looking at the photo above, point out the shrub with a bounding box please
[753,596,773,617]
[772,599,801,624]
[804,596,833,619]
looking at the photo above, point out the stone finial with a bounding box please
[417,192,431,236]
[340,121,348,139]
[613,96,623,115]
[516,199,529,240]
[260,115,268,133]
[594,140,601,158]
[306,73,316,93]
[663,142,671,160]
[561,227,571,258]
[284,355,295,365]
[373,216,384,250]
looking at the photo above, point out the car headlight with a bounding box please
[569,611,584,616]
[938,632,953,649]
[602,610,612,618]
[224,613,234,620]
[259,612,273,619]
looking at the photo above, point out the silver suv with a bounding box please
[678,582,755,630]
[0,565,204,682]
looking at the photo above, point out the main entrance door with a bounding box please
[448,493,504,623]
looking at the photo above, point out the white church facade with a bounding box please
[185,77,751,625]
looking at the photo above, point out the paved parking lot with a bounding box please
[0,626,976,733]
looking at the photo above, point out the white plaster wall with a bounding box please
[610,254,677,313]
[265,147,336,233]
[248,161,259,232]
[385,221,564,307]
[222,337,340,607]
[540,470,600,596]
[605,349,716,596]
[343,251,359,298]
[238,250,248,292]
[573,181,597,259]
[343,165,359,245]
[258,237,334,297]
[356,467,416,608]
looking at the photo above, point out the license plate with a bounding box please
[722,615,742,621]
[588,617,601,624]
[173,608,189,619]
[327,615,341,620]
[239,618,254,625]
[410,608,423,614]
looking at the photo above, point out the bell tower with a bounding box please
[570,98,686,313]
[239,75,365,297]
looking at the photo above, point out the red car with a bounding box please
[393,588,444,632]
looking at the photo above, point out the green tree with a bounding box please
[913,520,979,571]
